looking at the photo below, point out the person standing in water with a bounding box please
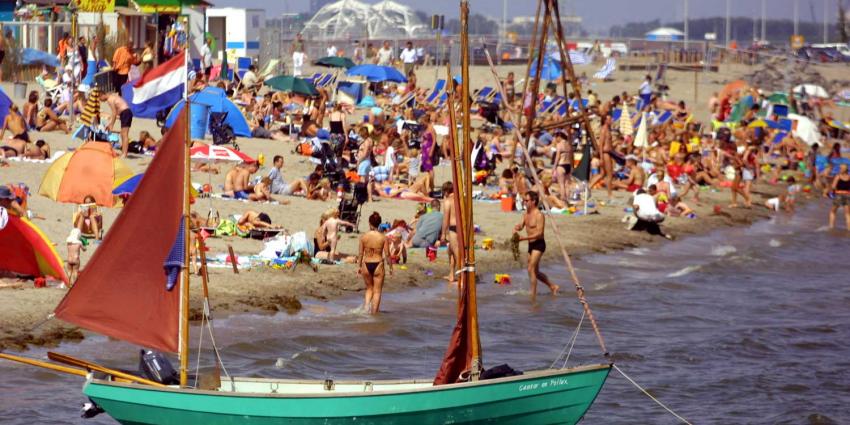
[358,212,391,314]
[514,191,559,299]
[829,164,850,230]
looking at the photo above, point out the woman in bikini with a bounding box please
[358,212,391,314]
[1,105,31,158]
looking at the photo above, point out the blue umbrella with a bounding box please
[112,174,143,195]
[530,56,562,81]
[347,65,408,83]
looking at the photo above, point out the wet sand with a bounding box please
[0,62,830,350]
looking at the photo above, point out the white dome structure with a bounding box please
[303,0,429,39]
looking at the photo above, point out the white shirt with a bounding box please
[0,207,7,230]
[327,45,337,57]
[639,80,652,95]
[633,193,660,220]
[400,48,417,64]
[201,43,212,68]
[242,70,258,87]
[377,47,393,65]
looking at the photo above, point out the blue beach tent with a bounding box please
[164,87,251,138]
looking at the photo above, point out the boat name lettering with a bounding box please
[518,378,568,392]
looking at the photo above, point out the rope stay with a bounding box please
[613,364,694,425]
[549,309,584,370]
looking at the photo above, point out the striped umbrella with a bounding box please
[619,103,634,136]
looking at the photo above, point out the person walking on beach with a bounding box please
[400,41,417,76]
[514,191,559,299]
[828,164,850,230]
[112,39,139,90]
[358,212,391,314]
[638,75,652,108]
[440,181,458,284]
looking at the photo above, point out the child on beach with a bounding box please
[764,177,800,212]
[66,228,85,286]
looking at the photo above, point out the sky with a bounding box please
[212,0,835,33]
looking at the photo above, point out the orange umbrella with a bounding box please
[720,80,749,101]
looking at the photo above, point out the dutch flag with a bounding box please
[121,52,188,119]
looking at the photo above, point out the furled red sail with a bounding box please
[54,109,187,353]
[433,286,473,385]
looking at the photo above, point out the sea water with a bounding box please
[0,201,848,424]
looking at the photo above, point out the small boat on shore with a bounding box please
[1,2,611,424]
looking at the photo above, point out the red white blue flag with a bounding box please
[121,51,187,119]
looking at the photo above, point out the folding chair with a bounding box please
[35,75,63,105]
[422,79,446,105]
[592,58,617,80]
[235,57,252,80]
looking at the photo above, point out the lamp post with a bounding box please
[725,0,731,48]
[684,0,689,50]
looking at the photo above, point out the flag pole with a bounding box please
[179,9,192,388]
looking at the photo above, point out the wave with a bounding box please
[768,239,782,247]
[667,265,702,278]
[711,245,738,256]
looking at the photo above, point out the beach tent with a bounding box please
[39,142,134,207]
[529,56,562,81]
[0,215,67,283]
[0,87,13,128]
[164,87,251,138]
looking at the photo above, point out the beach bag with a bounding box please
[287,231,313,256]
[480,364,523,380]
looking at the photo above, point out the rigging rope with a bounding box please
[192,299,233,390]
[612,364,693,425]
[549,309,584,370]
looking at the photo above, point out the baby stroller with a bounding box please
[209,112,239,151]
[338,183,368,233]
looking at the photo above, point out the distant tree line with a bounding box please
[610,17,847,45]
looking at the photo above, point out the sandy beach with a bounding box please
[0,61,838,351]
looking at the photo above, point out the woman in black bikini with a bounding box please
[358,212,391,314]
[829,164,850,230]
[553,129,573,204]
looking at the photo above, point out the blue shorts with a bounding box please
[234,190,250,200]
[357,160,372,178]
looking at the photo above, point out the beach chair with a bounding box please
[433,92,448,109]
[474,86,496,103]
[654,110,673,126]
[258,59,281,81]
[306,72,323,84]
[592,58,617,80]
[422,79,446,105]
[36,75,63,105]
[315,73,335,88]
[568,98,589,110]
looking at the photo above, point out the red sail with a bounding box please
[54,109,187,353]
[433,284,473,385]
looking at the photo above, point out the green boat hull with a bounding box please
[84,364,610,425]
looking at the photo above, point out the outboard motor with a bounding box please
[138,349,179,385]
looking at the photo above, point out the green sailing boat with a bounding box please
[1,2,611,424]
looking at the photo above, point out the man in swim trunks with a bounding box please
[100,91,133,157]
[514,191,559,298]
[440,181,458,283]
[224,162,257,200]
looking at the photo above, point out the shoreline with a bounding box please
[0,181,799,352]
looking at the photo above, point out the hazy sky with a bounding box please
[212,0,834,32]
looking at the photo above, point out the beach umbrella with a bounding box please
[113,173,199,197]
[347,64,407,83]
[529,56,562,81]
[314,56,356,69]
[767,91,790,105]
[190,144,255,163]
[39,142,133,208]
[720,80,749,100]
[633,112,648,148]
[265,75,319,97]
[788,113,822,146]
[0,215,67,283]
[793,84,829,99]
[619,103,634,136]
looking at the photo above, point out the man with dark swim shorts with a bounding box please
[100,91,133,158]
[514,191,560,299]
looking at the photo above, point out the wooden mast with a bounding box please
[459,0,481,379]
[179,13,192,387]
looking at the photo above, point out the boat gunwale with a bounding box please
[85,363,612,399]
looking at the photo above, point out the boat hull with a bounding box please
[83,365,610,425]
